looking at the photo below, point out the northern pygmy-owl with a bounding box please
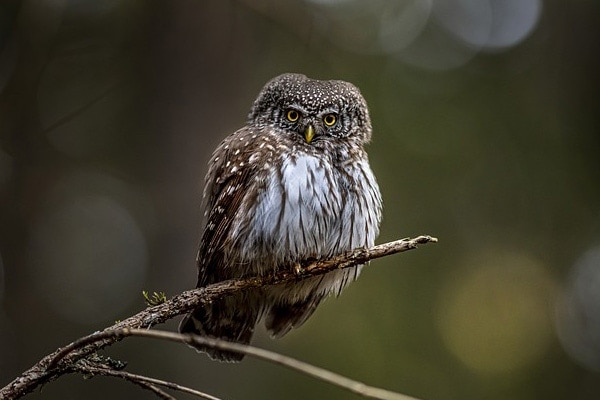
[179,73,382,361]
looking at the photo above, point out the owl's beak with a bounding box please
[304,124,315,144]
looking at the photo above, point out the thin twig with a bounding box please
[74,359,221,400]
[135,384,175,400]
[58,328,423,400]
[0,235,437,400]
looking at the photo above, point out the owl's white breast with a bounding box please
[237,151,381,277]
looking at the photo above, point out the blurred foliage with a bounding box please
[0,1,599,399]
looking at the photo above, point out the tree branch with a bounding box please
[72,358,222,400]
[0,235,437,400]
[60,328,424,400]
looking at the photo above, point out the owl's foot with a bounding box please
[293,262,304,276]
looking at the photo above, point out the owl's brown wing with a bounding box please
[181,127,263,361]
[196,127,260,287]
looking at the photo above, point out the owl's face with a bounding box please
[248,73,372,146]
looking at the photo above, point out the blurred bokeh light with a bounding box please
[0,0,599,399]
[436,249,556,375]
[556,245,600,373]
[27,172,149,324]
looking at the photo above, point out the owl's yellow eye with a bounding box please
[286,110,300,122]
[323,113,337,126]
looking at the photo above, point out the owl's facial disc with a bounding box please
[304,124,315,144]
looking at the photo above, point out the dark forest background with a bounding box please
[0,1,599,399]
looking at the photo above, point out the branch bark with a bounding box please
[64,328,423,400]
[0,235,437,400]
[72,358,221,400]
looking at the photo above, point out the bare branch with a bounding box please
[64,328,423,400]
[73,359,222,400]
[0,235,437,400]
[134,384,175,400]
[137,383,175,400]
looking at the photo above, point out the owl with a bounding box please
[179,73,382,361]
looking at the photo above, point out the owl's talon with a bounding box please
[293,263,304,276]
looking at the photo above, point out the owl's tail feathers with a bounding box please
[178,297,258,362]
[265,296,324,339]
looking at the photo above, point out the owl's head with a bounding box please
[248,73,372,145]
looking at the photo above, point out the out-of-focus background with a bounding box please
[1,0,599,399]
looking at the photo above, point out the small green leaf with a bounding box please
[142,290,167,306]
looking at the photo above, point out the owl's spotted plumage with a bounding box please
[179,73,382,361]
